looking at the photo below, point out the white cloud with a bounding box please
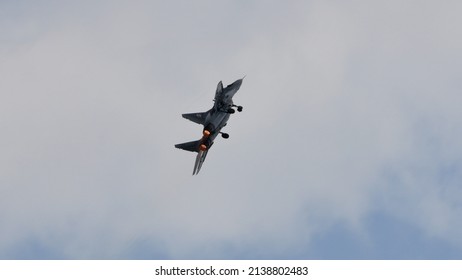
[1,0,462,258]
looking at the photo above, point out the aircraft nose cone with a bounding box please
[233,79,243,89]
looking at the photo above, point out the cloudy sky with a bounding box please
[1,0,462,259]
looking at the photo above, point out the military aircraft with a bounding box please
[175,78,244,175]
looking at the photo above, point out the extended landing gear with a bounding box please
[220,132,229,139]
[232,105,243,112]
[224,105,243,114]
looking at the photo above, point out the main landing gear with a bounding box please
[220,132,229,139]
[232,105,243,112]
[227,105,243,114]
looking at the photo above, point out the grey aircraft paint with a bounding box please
[175,78,244,175]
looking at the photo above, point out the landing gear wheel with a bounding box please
[237,106,243,112]
[221,133,229,139]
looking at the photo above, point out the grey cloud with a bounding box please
[1,0,462,259]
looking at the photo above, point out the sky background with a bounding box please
[1,0,462,259]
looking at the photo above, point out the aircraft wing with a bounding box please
[193,149,208,175]
[182,110,210,125]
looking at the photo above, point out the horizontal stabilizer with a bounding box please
[175,140,200,152]
[182,111,208,125]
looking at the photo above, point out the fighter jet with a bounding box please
[175,78,244,175]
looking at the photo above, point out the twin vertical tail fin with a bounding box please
[175,130,212,175]
[193,150,208,175]
[174,140,208,175]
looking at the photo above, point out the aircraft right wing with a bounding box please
[182,111,209,125]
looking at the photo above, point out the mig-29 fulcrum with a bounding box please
[175,78,244,175]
